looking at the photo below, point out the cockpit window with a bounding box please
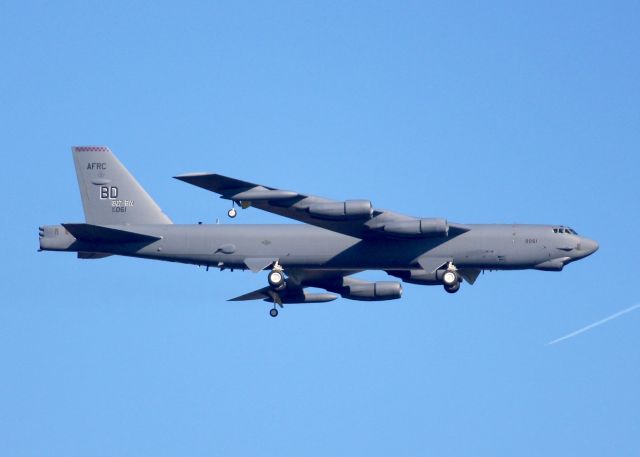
[553,226,578,235]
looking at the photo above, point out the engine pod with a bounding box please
[383,218,449,238]
[388,269,446,285]
[342,281,403,301]
[308,200,373,220]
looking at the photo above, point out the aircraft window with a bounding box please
[553,227,577,234]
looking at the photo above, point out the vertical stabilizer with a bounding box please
[72,146,172,225]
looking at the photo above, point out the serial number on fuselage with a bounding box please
[112,200,134,212]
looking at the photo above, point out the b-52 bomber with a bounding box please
[39,147,598,317]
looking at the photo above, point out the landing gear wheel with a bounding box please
[444,282,460,294]
[268,270,285,290]
[442,268,460,293]
[442,270,458,286]
[227,208,237,218]
[269,308,279,317]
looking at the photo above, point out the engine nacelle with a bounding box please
[388,269,446,285]
[383,218,449,237]
[342,281,403,301]
[308,200,373,220]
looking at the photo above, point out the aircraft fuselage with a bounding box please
[40,222,598,272]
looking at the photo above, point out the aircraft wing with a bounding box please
[227,269,401,304]
[174,172,469,239]
[228,286,339,304]
[228,269,356,304]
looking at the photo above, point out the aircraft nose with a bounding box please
[578,237,599,257]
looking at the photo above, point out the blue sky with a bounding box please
[1,1,638,455]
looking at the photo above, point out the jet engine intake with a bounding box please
[341,281,402,301]
[382,218,449,238]
[308,200,373,220]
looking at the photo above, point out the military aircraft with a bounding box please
[39,147,598,317]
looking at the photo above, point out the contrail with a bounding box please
[548,303,640,345]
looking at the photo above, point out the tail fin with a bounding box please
[72,146,172,225]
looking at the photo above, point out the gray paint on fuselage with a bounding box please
[39,146,599,308]
[42,222,593,271]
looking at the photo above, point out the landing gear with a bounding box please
[267,263,286,315]
[266,288,284,317]
[227,201,251,218]
[442,263,461,294]
[444,281,460,294]
[268,269,286,291]
[227,200,238,218]
[442,270,458,286]
[268,262,286,291]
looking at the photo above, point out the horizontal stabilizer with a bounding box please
[62,223,161,244]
